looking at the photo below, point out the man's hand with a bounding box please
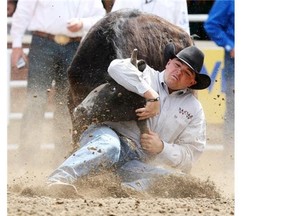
[67,18,83,32]
[136,88,160,120]
[230,48,235,58]
[136,100,160,120]
[11,48,27,72]
[140,130,164,155]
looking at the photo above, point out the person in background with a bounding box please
[204,0,234,139]
[46,45,211,195]
[10,0,106,166]
[110,0,190,34]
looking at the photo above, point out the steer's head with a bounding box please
[73,80,146,132]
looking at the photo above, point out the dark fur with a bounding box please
[67,9,193,146]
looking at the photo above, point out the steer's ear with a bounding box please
[137,60,146,72]
[164,42,176,65]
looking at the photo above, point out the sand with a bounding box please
[7,123,234,215]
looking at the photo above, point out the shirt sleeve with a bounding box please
[80,3,106,33]
[10,0,37,48]
[107,58,155,96]
[204,0,234,49]
[153,106,207,173]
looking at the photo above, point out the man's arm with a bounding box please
[78,1,106,33]
[204,0,234,49]
[10,0,37,68]
[108,58,160,120]
[108,58,160,100]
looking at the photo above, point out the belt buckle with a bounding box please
[54,35,70,45]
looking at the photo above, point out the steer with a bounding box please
[67,9,194,147]
[73,49,148,137]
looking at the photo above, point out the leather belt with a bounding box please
[33,31,82,45]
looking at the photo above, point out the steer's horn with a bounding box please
[130,48,138,66]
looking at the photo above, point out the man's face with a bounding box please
[164,58,197,92]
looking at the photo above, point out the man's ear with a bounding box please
[189,80,197,87]
[165,59,172,68]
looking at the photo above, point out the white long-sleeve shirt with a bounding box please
[111,0,190,34]
[11,0,106,48]
[107,58,207,173]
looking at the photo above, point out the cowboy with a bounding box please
[47,45,211,196]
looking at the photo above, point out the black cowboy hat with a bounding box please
[175,46,211,90]
[164,43,211,90]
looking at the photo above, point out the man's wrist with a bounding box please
[146,97,160,102]
[157,140,164,154]
[143,89,159,102]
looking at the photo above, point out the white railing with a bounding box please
[188,14,208,22]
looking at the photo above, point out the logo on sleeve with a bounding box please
[178,107,193,120]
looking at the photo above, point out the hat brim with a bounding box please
[191,73,211,90]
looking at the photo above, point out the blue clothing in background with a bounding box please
[204,0,234,51]
[204,0,235,138]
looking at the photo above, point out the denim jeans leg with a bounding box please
[47,125,122,184]
[113,137,174,191]
[117,160,174,191]
[19,36,56,159]
[223,52,235,133]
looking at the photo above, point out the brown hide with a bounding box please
[68,9,193,108]
[67,9,193,145]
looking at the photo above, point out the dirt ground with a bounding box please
[7,122,234,216]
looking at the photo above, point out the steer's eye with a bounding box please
[110,87,116,92]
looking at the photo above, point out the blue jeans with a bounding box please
[19,35,79,159]
[47,125,172,191]
[223,51,235,135]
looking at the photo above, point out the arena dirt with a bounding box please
[7,122,234,215]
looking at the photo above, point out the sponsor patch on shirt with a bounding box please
[178,107,193,120]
